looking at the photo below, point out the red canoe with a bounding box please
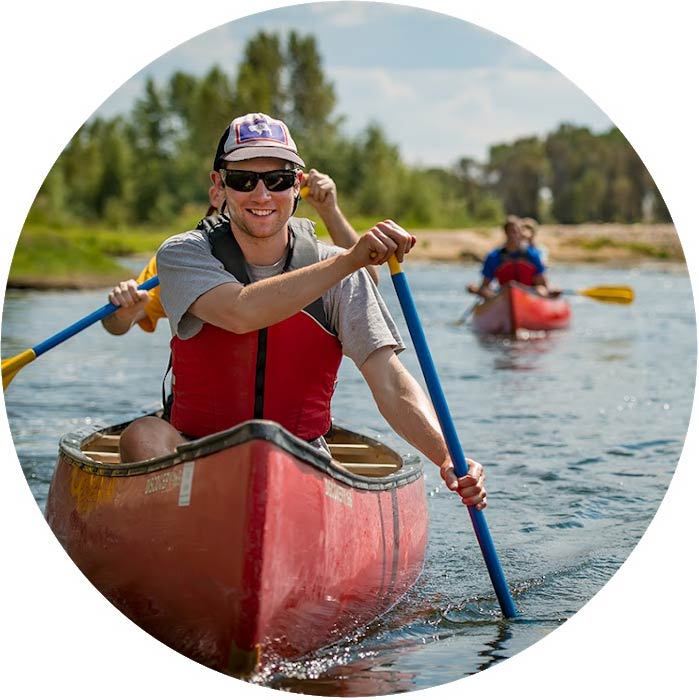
[471,282,571,337]
[45,417,428,674]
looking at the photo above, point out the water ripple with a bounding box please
[2,264,694,694]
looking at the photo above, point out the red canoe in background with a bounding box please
[45,417,428,674]
[471,281,571,337]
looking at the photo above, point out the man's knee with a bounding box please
[119,417,183,462]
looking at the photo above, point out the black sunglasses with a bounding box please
[220,168,299,193]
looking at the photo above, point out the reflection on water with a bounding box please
[475,333,564,371]
[1,263,695,695]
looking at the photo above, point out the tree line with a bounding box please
[28,30,671,231]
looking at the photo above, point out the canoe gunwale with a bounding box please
[59,412,424,492]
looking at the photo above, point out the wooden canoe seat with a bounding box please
[81,433,121,464]
[329,443,370,454]
[329,442,401,476]
[329,443,390,461]
[77,429,404,474]
[82,450,122,464]
[338,463,399,477]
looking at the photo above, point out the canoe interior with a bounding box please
[80,422,403,478]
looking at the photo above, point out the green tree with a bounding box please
[25,27,670,232]
[168,71,199,124]
[167,67,237,206]
[94,118,134,223]
[649,184,672,222]
[235,32,285,117]
[546,124,604,223]
[29,163,68,226]
[353,123,405,218]
[286,32,337,146]
[600,128,653,222]
[59,119,111,220]
[128,78,178,222]
[544,124,658,223]
[187,66,237,157]
[488,136,547,219]
[453,157,503,223]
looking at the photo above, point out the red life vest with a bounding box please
[494,251,538,286]
[169,218,343,441]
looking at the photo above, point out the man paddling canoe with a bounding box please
[467,215,559,299]
[118,112,488,510]
[102,148,377,336]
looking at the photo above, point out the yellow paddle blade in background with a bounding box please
[2,349,37,389]
[575,285,635,304]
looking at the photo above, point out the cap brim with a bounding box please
[222,146,305,168]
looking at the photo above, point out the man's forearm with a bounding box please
[361,349,449,468]
[191,249,359,334]
[478,281,495,298]
[101,311,142,336]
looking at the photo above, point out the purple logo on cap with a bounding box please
[236,119,288,145]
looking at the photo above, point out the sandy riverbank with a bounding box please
[409,223,686,269]
[5,223,686,291]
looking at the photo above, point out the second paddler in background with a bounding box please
[467,215,559,299]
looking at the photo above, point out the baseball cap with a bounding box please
[214,113,305,169]
[212,129,229,171]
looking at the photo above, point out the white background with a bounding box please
[1,1,696,698]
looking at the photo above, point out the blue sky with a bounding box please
[97,2,612,167]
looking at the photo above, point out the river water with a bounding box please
[1,261,695,695]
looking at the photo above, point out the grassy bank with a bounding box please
[8,225,165,289]
[6,220,685,290]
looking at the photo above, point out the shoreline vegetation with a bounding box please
[17,30,677,292]
[6,222,685,291]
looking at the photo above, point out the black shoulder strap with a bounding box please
[287,217,319,267]
[286,219,329,331]
[207,216,251,285]
[196,212,227,233]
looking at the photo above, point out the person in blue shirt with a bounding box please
[520,216,549,264]
[467,216,557,299]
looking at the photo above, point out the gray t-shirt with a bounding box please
[156,226,404,368]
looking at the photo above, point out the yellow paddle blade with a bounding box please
[577,286,635,304]
[2,349,37,389]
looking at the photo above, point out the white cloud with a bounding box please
[330,64,613,166]
[306,1,414,27]
[92,5,613,168]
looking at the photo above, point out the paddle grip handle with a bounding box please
[389,260,518,618]
[33,276,160,358]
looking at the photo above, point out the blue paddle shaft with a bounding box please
[32,276,160,358]
[390,267,518,618]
